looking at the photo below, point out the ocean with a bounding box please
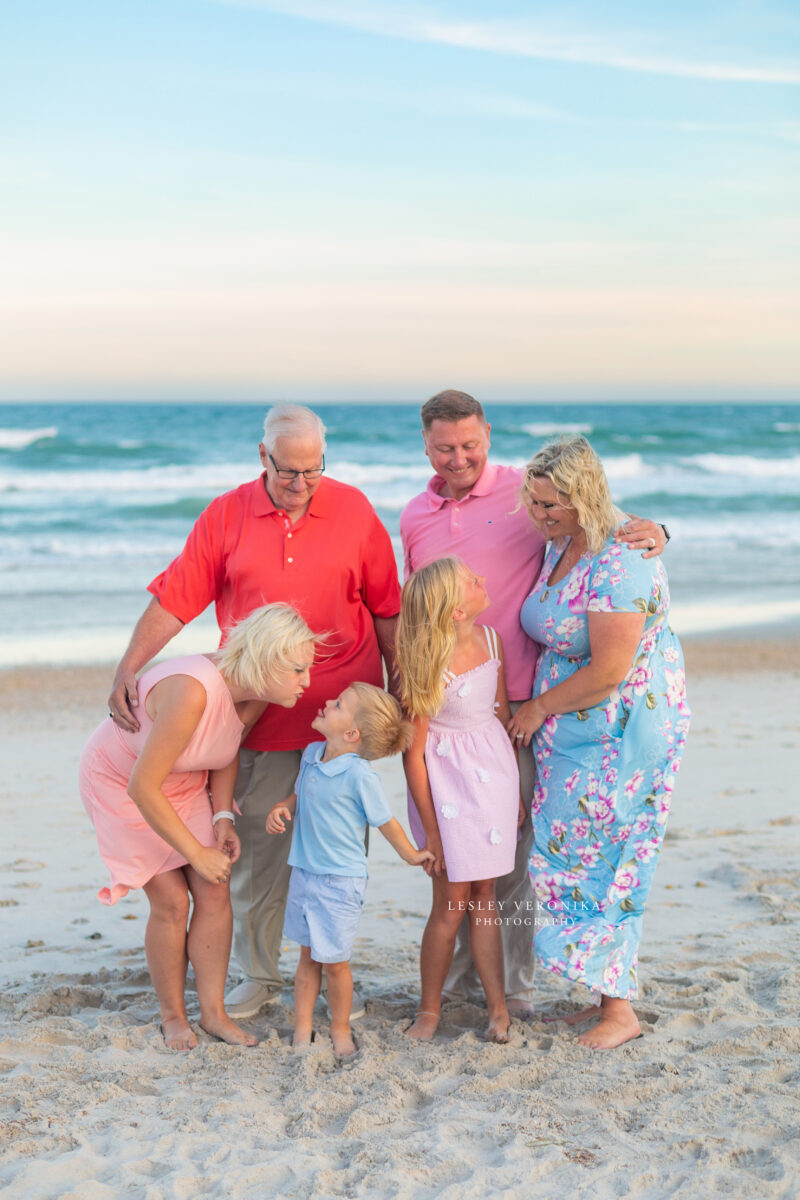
[1,401,798,667]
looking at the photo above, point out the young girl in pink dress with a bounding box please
[397,557,524,1043]
[80,603,319,1051]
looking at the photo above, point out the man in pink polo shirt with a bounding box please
[401,389,667,1016]
[109,405,400,1020]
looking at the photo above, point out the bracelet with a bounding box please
[660,523,671,543]
[211,810,236,826]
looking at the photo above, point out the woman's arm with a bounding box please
[402,715,444,876]
[127,675,234,883]
[207,702,268,860]
[507,610,646,746]
[494,635,525,825]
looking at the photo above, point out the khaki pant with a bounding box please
[230,748,302,988]
[443,701,537,1002]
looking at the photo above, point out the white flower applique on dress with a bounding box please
[489,828,503,845]
[435,738,452,757]
[476,768,490,783]
[441,803,459,820]
[458,682,472,698]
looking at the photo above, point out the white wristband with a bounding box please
[211,810,236,826]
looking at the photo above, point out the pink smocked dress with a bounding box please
[80,655,244,905]
[408,626,520,883]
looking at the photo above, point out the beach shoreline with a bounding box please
[1,638,798,1197]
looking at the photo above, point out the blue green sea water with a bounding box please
[1,401,798,666]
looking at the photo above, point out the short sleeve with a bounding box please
[354,763,393,827]
[585,543,660,615]
[148,497,227,623]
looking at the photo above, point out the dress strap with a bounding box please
[482,625,499,660]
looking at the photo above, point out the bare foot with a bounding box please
[543,1005,600,1025]
[484,1014,511,1044]
[161,1018,197,1051]
[506,998,537,1020]
[199,1015,259,1047]
[405,1010,439,1040]
[331,1027,357,1057]
[292,1030,316,1052]
[577,1012,641,1049]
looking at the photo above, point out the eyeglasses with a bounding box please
[268,453,326,482]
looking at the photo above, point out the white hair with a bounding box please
[215,603,320,696]
[262,405,327,455]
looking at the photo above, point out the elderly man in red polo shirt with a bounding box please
[109,405,400,1019]
[401,389,667,1017]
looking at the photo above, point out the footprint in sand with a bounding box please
[6,858,46,872]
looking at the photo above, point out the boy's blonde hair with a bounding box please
[395,557,463,719]
[216,602,320,696]
[519,435,626,553]
[348,682,414,760]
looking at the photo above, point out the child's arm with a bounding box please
[378,817,436,867]
[493,633,526,829]
[266,792,298,835]
[402,715,445,876]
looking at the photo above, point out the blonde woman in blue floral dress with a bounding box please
[507,437,690,1049]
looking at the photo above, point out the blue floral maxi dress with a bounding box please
[519,536,690,1000]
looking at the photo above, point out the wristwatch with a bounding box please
[660,524,671,543]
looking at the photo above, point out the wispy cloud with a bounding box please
[218,0,800,84]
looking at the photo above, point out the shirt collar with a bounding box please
[253,473,333,519]
[423,462,499,508]
[308,741,361,775]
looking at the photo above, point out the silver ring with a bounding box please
[515,732,524,740]
[649,537,655,547]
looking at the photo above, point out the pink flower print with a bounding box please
[564,768,581,795]
[627,664,652,696]
[604,769,617,786]
[633,812,652,836]
[604,696,620,725]
[544,615,555,630]
[664,667,690,713]
[556,615,581,638]
[588,798,615,826]
[534,876,564,907]
[602,950,624,992]
[563,564,591,610]
[586,773,599,797]
[566,954,588,981]
[531,784,546,816]
[577,841,602,868]
[624,769,645,800]
[609,572,623,586]
[609,822,633,845]
[543,714,558,736]
[607,864,640,904]
[587,592,614,613]
[662,645,680,664]
[552,820,568,839]
[571,817,590,838]
[635,838,660,862]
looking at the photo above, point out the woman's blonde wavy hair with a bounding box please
[519,436,626,553]
[396,557,463,719]
[215,602,320,697]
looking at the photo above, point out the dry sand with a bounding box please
[1,636,799,1198]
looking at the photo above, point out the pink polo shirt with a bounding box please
[399,463,545,701]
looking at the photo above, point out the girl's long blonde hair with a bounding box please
[396,557,463,719]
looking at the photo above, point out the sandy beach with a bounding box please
[1,635,799,1198]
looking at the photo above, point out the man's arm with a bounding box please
[108,597,185,732]
[373,614,400,699]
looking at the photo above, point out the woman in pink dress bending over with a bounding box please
[397,557,524,1044]
[80,603,318,1051]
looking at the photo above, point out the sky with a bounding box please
[1,0,799,402]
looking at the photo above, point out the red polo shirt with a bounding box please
[148,474,401,751]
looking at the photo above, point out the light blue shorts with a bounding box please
[284,866,367,963]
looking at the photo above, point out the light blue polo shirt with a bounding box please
[288,742,393,878]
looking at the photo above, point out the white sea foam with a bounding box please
[521,423,593,437]
[774,423,800,433]
[690,452,800,478]
[0,426,58,450]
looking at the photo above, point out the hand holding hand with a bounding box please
[214,820,241,863]
[266,805,292,835]
[422,831,445,877]
[409,848,436,868]
[191,845,233,885]
[506,699,546,748]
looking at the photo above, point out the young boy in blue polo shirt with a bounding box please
[266,682,433,1056]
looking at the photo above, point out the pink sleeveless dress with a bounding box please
[407,626,519,883]
[80,655,244,905]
